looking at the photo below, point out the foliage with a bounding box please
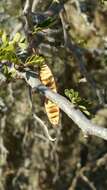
[0,31,45,79]
[1,0,107,190]
[25,55,45,66]
[65,88,91,116]
[0,31,26,64]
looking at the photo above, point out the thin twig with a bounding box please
[32,0,40,12]
[28,86,56,141]
[23,0,33,14]
[33,113,56,141]
[70,166,96,190]
[34,132,49,141]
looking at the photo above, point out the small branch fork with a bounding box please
[14,69,107,141]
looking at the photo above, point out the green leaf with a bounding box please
[25,55,45,66]
[18,41,27,50]
[65,88,91,116]
[2,31,8,46]
[83,110,90,116]
[13,32,21,43]
[4,44,14,52]
[79,105,87,110]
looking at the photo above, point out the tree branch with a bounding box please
[23,0,33,14]
[16,70,107,141]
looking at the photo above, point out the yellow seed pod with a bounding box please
[40,63,59,126]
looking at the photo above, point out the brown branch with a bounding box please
[15,70,107,141]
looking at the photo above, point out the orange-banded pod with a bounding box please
[40,63,59,126]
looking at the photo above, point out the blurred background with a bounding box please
[0,0,107,189]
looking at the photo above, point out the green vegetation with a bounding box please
[0,0,107,190]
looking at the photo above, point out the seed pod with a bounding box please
[40,63,59,126]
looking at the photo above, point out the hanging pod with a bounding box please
[39,63,59,126]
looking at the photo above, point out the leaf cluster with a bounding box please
[65,89,91,116]
[25,55,45,66]
[0,31,27,65]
